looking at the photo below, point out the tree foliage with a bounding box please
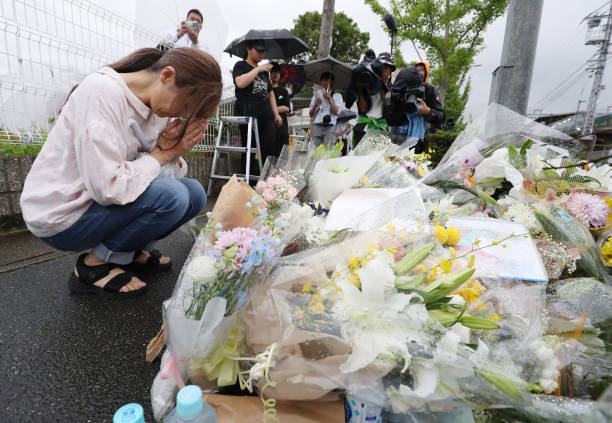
[291,11,370,65]
[365,0,508,122]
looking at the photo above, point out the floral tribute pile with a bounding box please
[151,104,612,423]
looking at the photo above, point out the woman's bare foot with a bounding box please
[76,253,146,293]
[134,250,171,266]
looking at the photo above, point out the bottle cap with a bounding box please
[113,403,145,423]
[177,385,204,419]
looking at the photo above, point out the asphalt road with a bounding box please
[0,229,196,422]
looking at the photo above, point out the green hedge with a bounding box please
[425,130,459,168]
[0,143,43,156]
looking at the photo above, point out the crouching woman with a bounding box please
[20,47,222,299]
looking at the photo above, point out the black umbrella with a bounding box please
[302,56,353,90]
[224,29,309,60]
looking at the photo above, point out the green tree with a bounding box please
[365,0,508,121]
[291,11,370,64]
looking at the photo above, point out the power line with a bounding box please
[532,56,593,109]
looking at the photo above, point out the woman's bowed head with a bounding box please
[20,47,222,299]
[111,47,222,163]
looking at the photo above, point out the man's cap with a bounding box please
[247,40,267,51]
[270,62,281,73]
[377,52,396,71]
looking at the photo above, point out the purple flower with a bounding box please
[564,191,610,228]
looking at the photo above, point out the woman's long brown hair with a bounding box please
[64,47,222,147]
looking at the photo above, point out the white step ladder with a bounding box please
[207,116,263,196]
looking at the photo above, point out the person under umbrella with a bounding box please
[308,72,343,147]
[232,40,283,175]
[270,62,291,156]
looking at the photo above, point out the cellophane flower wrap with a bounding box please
[151,104,612,422]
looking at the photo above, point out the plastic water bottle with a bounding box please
[345,394,383,423]
[113,403,145,423]
[163,385,217,423]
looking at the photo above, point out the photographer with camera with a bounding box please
[384,66,444,153]
[346,52,395,147]
[414,61,444,134]
[308,72,343,147]
[159,9,209,53]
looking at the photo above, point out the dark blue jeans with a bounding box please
[41,178,206,265]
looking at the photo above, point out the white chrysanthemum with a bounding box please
[503,202,543,232]
[188,255,218,284]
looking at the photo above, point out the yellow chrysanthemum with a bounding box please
[446,227,460,246]
[435,225,448,243]
[601,239,612,265]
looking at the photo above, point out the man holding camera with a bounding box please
[384,66,444,153]
[159,9,209,52]
[309,72,343,147]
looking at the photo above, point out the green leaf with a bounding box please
[190,225,203,235]
[519,139,534,155]
[542,169,559,179]
[508,145,526,169]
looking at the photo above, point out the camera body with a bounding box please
[184,20,199,31]
[383,66,425,126]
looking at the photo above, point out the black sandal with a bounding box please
[68,253,147,299]
[127,249,172,274]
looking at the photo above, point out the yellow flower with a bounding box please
[449,247,457,258]
[417,264,428,273]
[605,197,612,209]
[473,239,481,247]
[348,273,361,288]
[435,225,448,243]
[446,227,460,246]
[360,175,369,185]
[368,243,377,252]
[417,166,425,177]
[492,240,499,245]
[399,230,408,240]
[349,257,362,272]
[601,238,612,265]
[440,259,452,273]
[386,224,396,232]
[468,255,476,268]
[302,281,312,294]
[428,268,438,281]
[491,314,501,321]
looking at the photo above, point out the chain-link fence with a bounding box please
[0,0,234,153]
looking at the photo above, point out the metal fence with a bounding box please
[0,0,234,153]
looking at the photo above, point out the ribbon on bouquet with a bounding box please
[357,115,388,132]
[161,354,186,389]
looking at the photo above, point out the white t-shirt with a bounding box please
[309,90,344,125]
[366,92,383,119]
[161,28,209,53]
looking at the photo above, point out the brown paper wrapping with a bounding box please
[202,393,345,423]
[210,174,266,240]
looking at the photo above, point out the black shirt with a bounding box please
[232,60,273,118]
[272,85,290,125]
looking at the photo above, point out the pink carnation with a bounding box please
[255,180,267,192]
[564,191,609,227]
[287,187,298,199]
[262,188,276,202]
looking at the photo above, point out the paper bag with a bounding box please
[202,393,345,423]
[210,174,266,237]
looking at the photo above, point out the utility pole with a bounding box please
[489,0,544,115]
[582,2,612,135]
[317,0,335,59]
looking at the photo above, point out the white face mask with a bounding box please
[286,88,292,96]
